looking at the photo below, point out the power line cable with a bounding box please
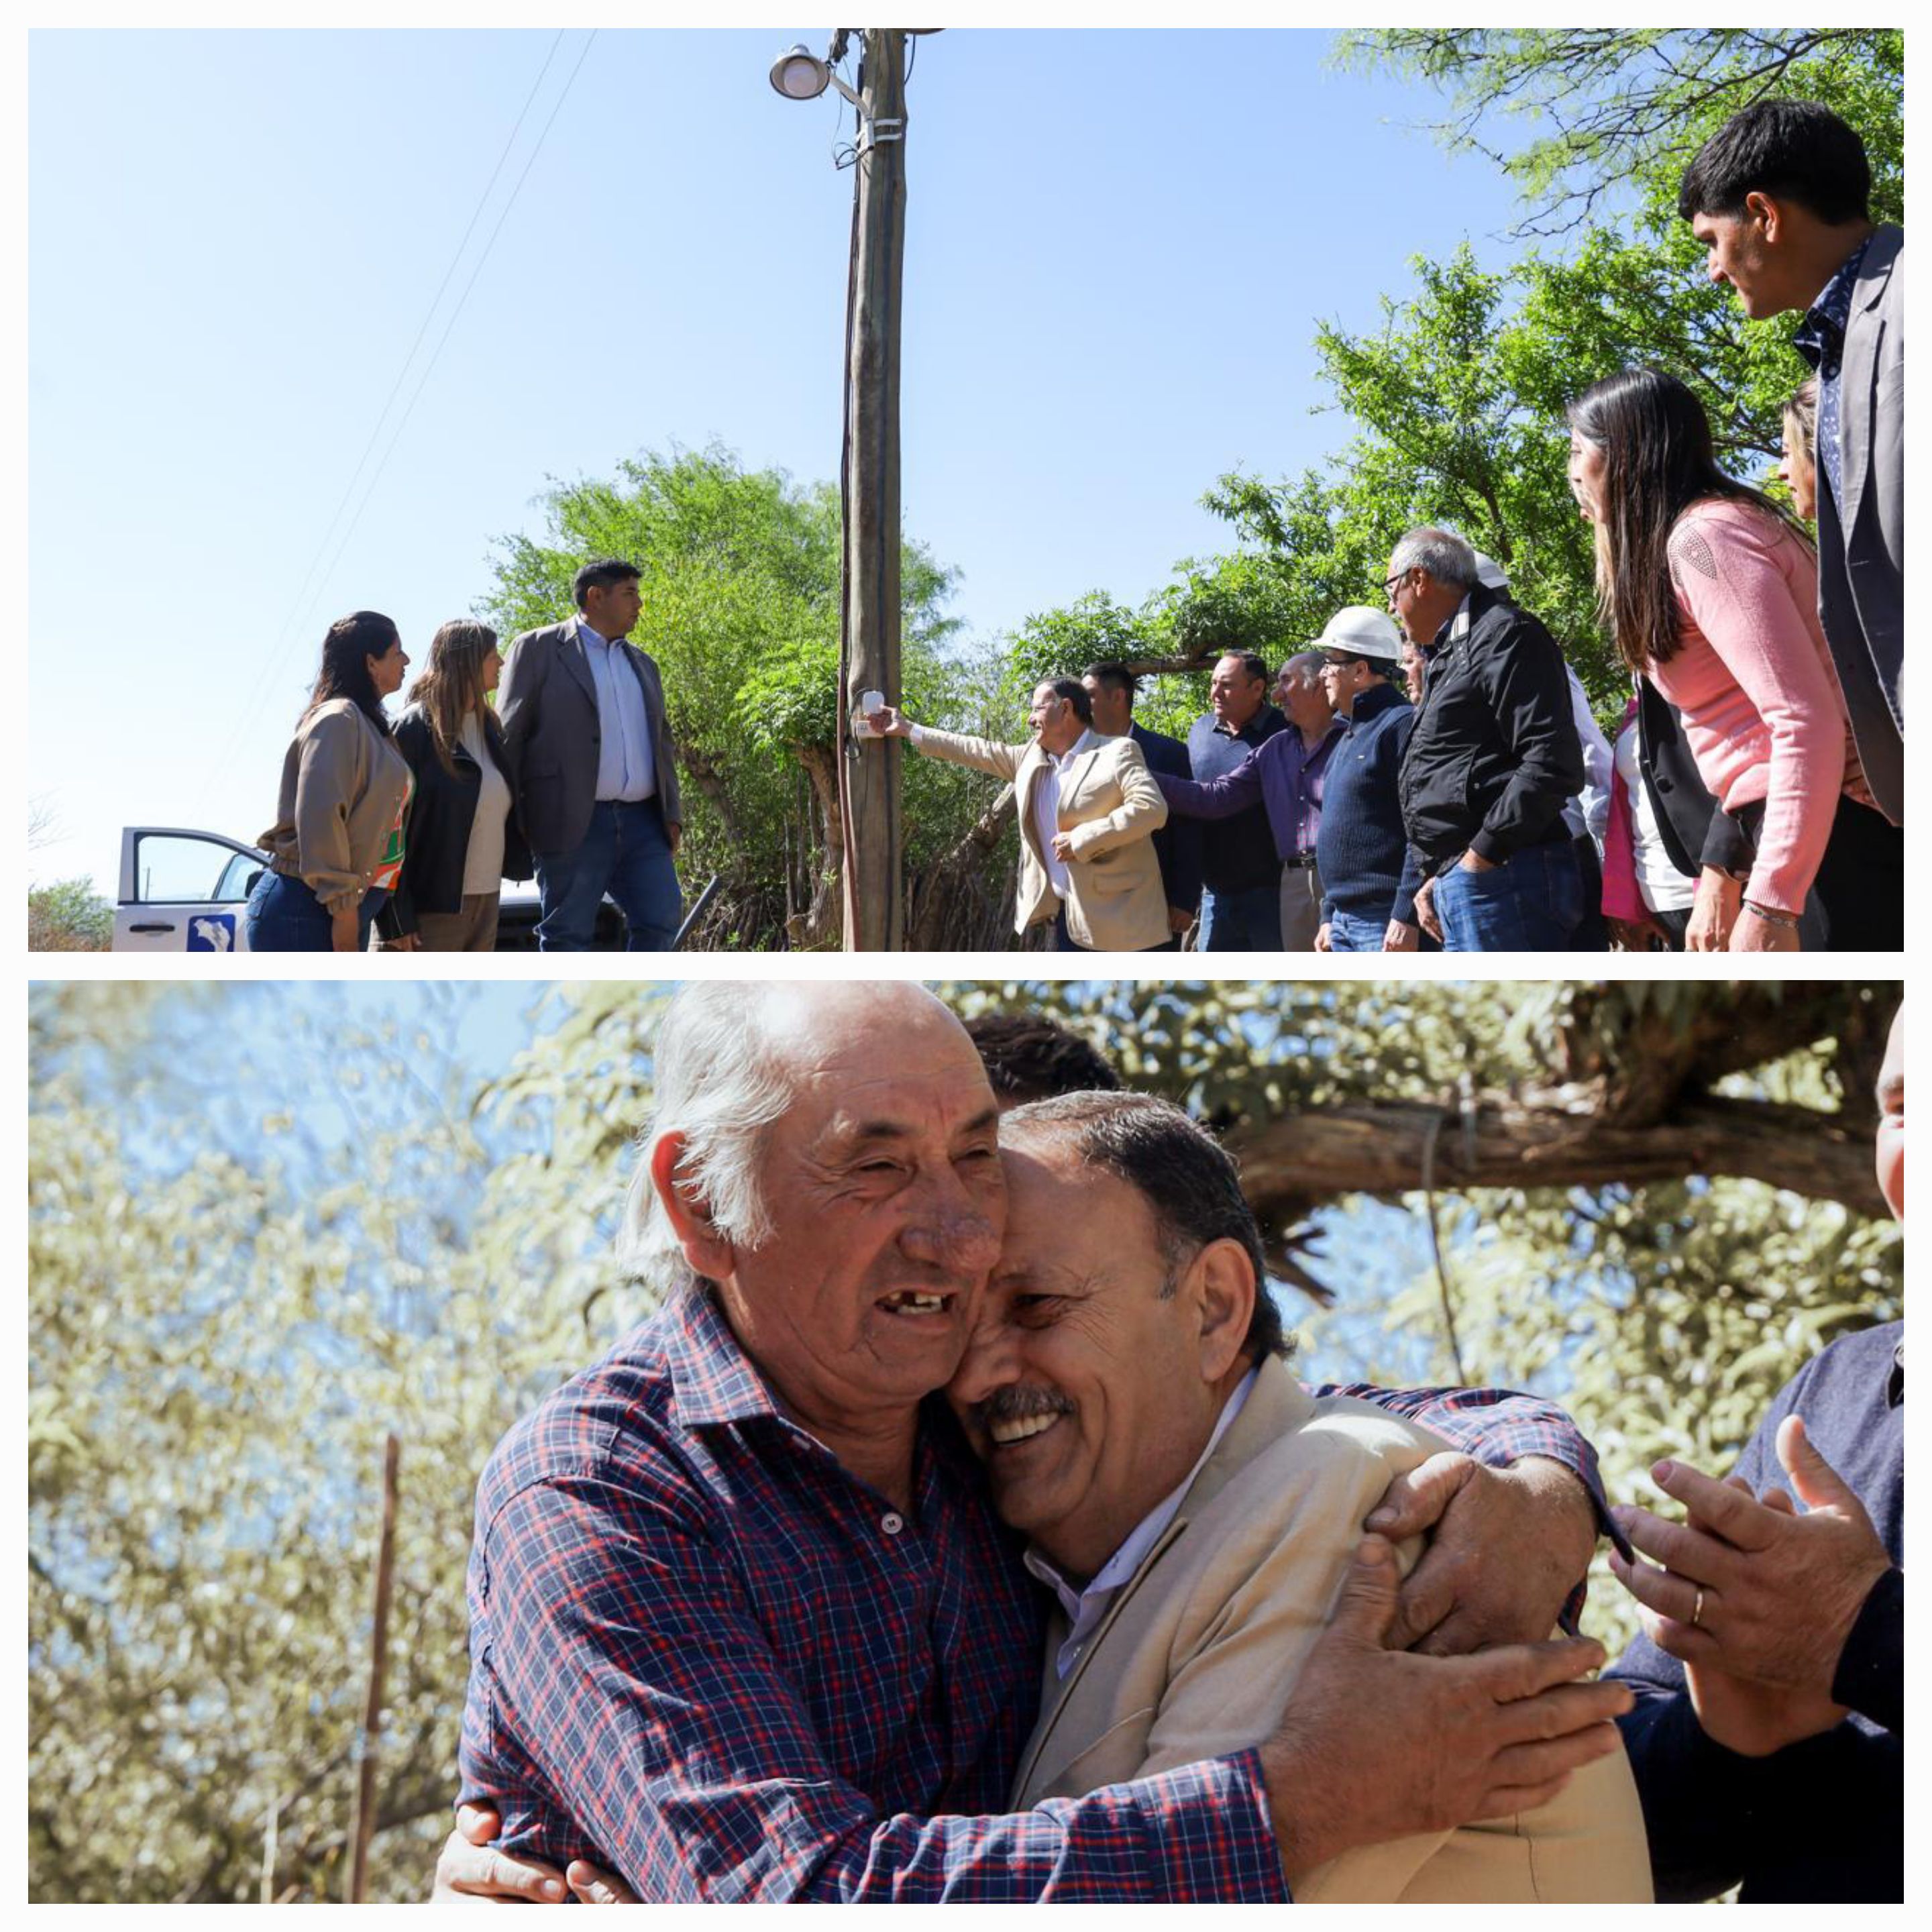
[204,31,572,800]
[291,29,598,647]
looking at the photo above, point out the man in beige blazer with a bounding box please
[875,682,1170,951]
[951,1090,1652,1902]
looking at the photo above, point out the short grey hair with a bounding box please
[1390,527,1478,589]
[619,984,802,1283]
[1280,649,1327,681]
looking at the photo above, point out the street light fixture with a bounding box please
[768,42,861,110]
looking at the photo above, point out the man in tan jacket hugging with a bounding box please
[875,681,1170,951]
[956,1091,1652,1902]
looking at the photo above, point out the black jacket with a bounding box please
[1130,720,1201,915]
[381,707,531,938]
[1633,675,1748,879]
[1397,584,1583,875]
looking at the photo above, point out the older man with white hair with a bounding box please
[1386,527,1586,953]
[448,982,1631,1902]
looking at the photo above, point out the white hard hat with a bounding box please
[1316,605,1405,664]
[1471,550,1510,592]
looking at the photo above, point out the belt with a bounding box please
[1280,851,1318,871]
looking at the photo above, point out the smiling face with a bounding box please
[707,989,1008,1428]
[946,1136,1248,1580]
[1874,1006,1904,1224]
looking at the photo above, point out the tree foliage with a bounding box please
[478,445,1012,949]
[30,979,1899,1897]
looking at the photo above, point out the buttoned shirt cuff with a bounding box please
[1831,1566,1902,1733]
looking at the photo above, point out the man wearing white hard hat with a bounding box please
[1307,608,1428,952]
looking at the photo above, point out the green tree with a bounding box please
[28,876,113,951]
[479,444,1008,949]
[30,978,1900,1897]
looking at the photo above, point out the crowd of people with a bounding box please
[425,979,1902,1902]
[246,100,1899,955]
[883,100,1903,953]
[244,560,682,952]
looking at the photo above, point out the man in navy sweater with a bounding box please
[1607,1000,1904,1901]
[1183,653,1289,951]
[1301,610,1419,953]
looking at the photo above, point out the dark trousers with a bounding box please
[534,800,682,952]
[244,872,388,953]
[1732,793,1904,951]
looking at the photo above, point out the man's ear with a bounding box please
[649,1132,737,1281]
[1189,1238,1257,1384]
[1745,189,1782,244]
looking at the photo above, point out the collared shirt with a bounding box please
[1159,717,1342,864]
[1027,1369,1260,1679]
[1032,729,1100,898]
[576,619,657,804]
[458,1286,1288,1902]
[1185,705,1292,894]
[1793,233,1874,513]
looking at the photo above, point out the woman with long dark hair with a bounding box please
[1567,368,1900,952]
[380,620,527,952]
[245,610,413,952]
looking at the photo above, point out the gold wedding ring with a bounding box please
[1692,1587,1706,1629]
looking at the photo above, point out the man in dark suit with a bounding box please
[1083,661,1199,949]
[498,559,684,951]
[1680,99,1903,823]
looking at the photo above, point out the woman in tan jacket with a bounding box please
[244,610,413,952]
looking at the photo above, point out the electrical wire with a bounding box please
[203,30,591,802]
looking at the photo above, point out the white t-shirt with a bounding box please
[460,713,513,898]
[1613,721,1697,914]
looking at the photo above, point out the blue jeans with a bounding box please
[244,871,388,952]
[1325,908,1387,952]
[1198,882,1283,951]
[1432,841,1582,953]
[535,800,682,952]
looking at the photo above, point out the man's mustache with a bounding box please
[971,1384,1075,1428]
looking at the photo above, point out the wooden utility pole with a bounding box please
[837,29,908,952]
[347,1434,400,1903]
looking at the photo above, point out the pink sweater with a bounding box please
[1650,498,1871,914]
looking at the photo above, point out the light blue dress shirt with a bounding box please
[576,619,657,804]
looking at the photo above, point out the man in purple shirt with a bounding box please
[442,984,1629,1901]
[1159,652,1342,952]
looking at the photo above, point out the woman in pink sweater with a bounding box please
[1567,369,1900,953]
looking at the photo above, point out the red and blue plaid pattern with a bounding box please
[460,1289,1605,1900]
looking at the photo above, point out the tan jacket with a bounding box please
[911,727,1169,950]
[258,699,411,914]
[1012,1356,1652,1902]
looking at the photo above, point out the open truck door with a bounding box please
[114,826,268,953]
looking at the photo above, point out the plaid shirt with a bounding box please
[460,1287,1609,1900]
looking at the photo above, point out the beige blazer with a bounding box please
[1012,1356,1652,1902]
[258,699,411,915]
[911,727,1169,950]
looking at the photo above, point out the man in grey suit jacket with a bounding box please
[1681,99,1904,823]
[498,559,684,949]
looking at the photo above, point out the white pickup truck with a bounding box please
[111,825,631,951]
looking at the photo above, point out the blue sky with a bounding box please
[30,28,1536,895]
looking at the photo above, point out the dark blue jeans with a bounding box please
[1198,882,1284,951]
[1432,841,1582,953]
[535,800,682,952]
[244,871,387,953]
